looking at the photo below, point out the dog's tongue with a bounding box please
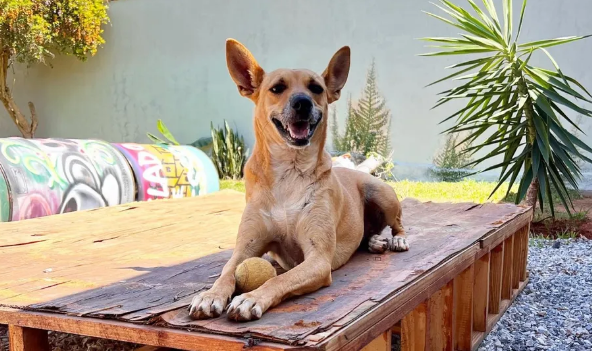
[288,122,310,139]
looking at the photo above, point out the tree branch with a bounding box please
[28,101,38,138]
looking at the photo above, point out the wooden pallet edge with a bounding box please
[0,308,295,351]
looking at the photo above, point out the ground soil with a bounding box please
[529,192,592,240]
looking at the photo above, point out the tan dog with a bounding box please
[188,39,409,322]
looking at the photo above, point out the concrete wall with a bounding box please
[1,0,592,180]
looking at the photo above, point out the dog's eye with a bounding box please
[270,84,287,94]
[308,83,324,95]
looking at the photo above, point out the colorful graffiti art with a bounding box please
[0,138,136,222]
[113,143,219,201]
[0,164,9,222]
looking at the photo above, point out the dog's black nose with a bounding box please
[291,94,313,116]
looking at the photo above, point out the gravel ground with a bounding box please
[478,238,592,351]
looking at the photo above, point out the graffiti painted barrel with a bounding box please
[0,138,136,222]
[112,143,219,201]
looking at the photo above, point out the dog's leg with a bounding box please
[227,218,335,321]
[366,182,409,253]
[188,207,269,320]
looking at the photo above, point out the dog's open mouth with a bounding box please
[272,118,320,147]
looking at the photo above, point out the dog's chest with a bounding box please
[261,177,314,235]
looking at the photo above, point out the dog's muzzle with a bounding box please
[272,94,322,147]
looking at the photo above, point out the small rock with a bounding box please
[553,240,561,249]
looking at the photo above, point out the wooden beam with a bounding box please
[8,325,49,351]
[518,225,530,282]
[401,301,427,351]
[360,330,392,351]
[488,242,504,314]
[501,235,514,300]
[453,264,474,351]
[511,229,524,290]
[0,308,287,351]
[473,253,490,333]
[427,281,453,351]
[320,244,480,351]
[133,347,171,351]
[479,210,532,249]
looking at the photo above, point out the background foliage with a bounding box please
[332,60,392,156]
[0,0,110,138]
[423,0,592,215]
[430,132,474,182]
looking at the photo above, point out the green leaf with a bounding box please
[157,119,180,145]
[147,133,167,145]
[515,0,528,41]
[527,67,592,103]
[516,165,533,204]
[420,48,498,56]
[537,163,548,211]
[519,35,592,50]
[461,34,504,50]
[502,0,512,42]
[426,61,485,87]
[533,68,592,99]
[481,0,502,32]
[532,144,541,175]
[536,84,592,117]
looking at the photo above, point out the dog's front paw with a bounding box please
[227,292,271,322]
[188,290,230,320]
[368,234,389,254]
[389,236,410,252]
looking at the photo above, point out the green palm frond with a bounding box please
[422,0,592,215]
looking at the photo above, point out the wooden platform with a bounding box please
[0,190,532,351]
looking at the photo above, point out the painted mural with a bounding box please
[0,138,136,222]
[0,165,8,222]
[113,143,219,201]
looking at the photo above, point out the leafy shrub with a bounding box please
[147,119,213,155]
[429,133,473,182]
[210,121,249,180]
[148,119,248,180]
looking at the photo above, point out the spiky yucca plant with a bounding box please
[422,0,592,215]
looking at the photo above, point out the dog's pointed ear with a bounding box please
[322,46,351,104]
[226,39,265,99]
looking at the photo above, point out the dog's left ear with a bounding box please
[322,46,351,104]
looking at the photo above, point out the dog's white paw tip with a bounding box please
[227,295,264,322]
[368,235,389,254]
[188,292,228,320]
[390,237,410,252]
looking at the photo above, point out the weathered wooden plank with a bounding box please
[0,308,289,351]
[401,301,427,351]
[8,325,49,351]
[511,229,524,290]
[479,210,532,250]
[0,191,531,346]
[501,235,514,300]
[488,242,504,314]
[360,330,391,351]
[473,253,490,333]
[427,281,453,351]
[518,225,530,282]
[318,244,480,351]
[453,264,474,351]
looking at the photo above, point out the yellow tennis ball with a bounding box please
[234,257,277,293]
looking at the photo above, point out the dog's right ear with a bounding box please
[226,39,265,99]
[322,46,351,104]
